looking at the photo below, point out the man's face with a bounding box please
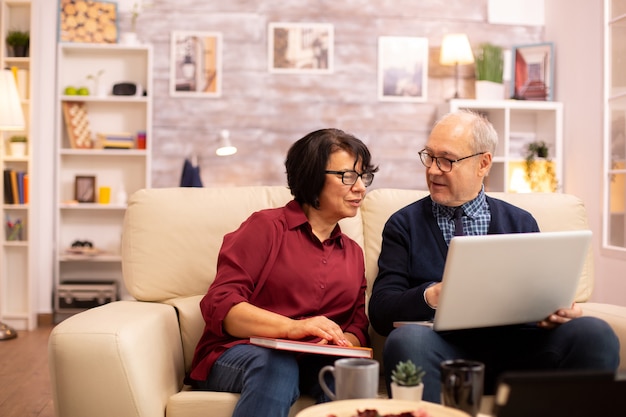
[423,115,492,207]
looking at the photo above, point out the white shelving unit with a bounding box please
[0,0,34,331]
[54,43,152,319]
[447,99,563,193]
[604,0,626,252]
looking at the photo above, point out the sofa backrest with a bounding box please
[121,186,364,302]
[360,189,594,302]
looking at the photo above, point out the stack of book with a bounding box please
[3,169,28,204]
[96,132,135,149]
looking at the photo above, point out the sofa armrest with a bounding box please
[49,301,185,417]
[581,302,626,372]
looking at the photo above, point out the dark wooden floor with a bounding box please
[0,325,55,417]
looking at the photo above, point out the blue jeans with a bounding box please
[194,344,336,417]
[383,317,620,403]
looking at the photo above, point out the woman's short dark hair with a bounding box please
[285,128,378,208]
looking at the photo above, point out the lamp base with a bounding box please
[0,322,18,340]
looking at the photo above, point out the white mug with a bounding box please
[318,358,379,400]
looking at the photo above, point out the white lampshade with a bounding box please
[0,69,25,130]
[216,129,237,156]
[440,34,475,66]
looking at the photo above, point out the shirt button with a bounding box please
[320,284,325,289]
[322,259,327,264]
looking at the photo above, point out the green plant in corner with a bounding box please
[475,43,503,83]
[525,141,557,192]
[391,360,425,387]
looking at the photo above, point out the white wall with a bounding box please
[545,0,626,305]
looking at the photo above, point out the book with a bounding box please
[249,337,373,359]
[3,169,12,204]
[10,170,18,204]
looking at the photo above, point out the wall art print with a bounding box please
[170,31,222,97]
[268,22,334,74]
[378,36,429,102]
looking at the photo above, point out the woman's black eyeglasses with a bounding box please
[325,170,375,187]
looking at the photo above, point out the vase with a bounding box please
[120,32,140,45]
[475,80,505,100]
[9,142,27,157]
[390,382,424,402]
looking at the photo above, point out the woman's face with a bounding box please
[317,149,367,222]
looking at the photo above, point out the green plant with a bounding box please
[391,360,425,387]
[475,43,503,83]
[9,135,27,143]
[131,2,140,32]
[525,141,557,192]
[6,30,29,47]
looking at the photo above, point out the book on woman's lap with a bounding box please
[249,336,374,358]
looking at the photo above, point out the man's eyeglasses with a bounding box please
[418,150,486,173]
[325,170,375,187]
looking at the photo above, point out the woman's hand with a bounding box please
[537,302,582,329]
[224,302,356,346]
[286,316,353,347]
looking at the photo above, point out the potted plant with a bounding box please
[525,141,557,192]
[390,359,426,401]
[121,2,141,45]
[8,135,27,157]
[474,43,504,100]
[6,30,30,57]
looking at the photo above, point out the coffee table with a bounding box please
[295,398,472,417]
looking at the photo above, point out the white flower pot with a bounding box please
[390,382,424,402]
[475,80,505,101]
[9,142,27,157]
[120,32,140,45]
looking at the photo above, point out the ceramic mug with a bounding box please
[440,359,485,417]
[318,358,379,400]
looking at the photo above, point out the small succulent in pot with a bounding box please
[391,360,425,387]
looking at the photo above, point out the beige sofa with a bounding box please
[48,186,626,417]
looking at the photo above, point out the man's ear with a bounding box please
[477,152,493,177]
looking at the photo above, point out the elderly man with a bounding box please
[368,110,620,402]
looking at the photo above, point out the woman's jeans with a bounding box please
[383,316,620,403]
[194,344,336,417]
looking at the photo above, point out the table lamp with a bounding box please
[440,33,475,99]
[0,68,25,341]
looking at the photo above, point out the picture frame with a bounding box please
[268,22,333,74]
[378,36,429,102]
[511,42,554,101]
[170,31,222,97]
[58,0,118,44]
[75,175,96,203]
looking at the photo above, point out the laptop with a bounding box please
[396,230,592,331]
[492,370,626,417]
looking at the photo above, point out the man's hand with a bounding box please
[424,283,442,309]
[538,302,582,329]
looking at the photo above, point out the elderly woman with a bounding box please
[188,128,379,417]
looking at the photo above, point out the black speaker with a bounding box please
[112,82,137,96]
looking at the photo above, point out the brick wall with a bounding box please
[127,0,542,189]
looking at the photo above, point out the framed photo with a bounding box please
[268,22,333,74]
[512,42,554,101]
[378,36,429,102]
[75,175,96,203]
[58,0,118,44]
[170,31,222,97]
